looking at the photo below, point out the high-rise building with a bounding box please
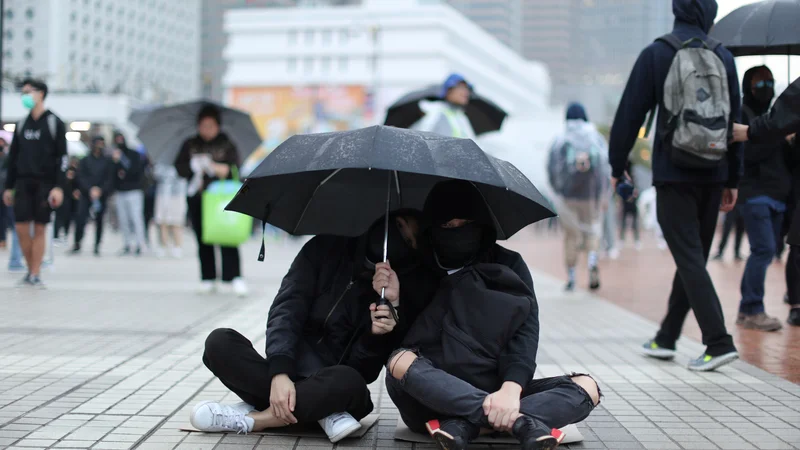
[522,0,673,122]
[200,0,360,101]
[1,0,202,102]
[445,0,523,53]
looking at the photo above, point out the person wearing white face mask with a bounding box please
[2,79,67,289]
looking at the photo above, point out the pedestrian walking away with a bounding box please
[73,136,114,256]
[547,103,610,291]
[1,78,67,289]
[174,104,247,296]
[112,131,147,256]
[608,0,741,371]
[736,65,790,332]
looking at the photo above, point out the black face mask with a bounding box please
[753,86,774,105]
[430,222,484,270]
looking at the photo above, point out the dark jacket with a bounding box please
[738,107,792,204]
[174,133,240,196]
[402,263,535,393]
[115,146,145,192]
[0,150,7,189]
[4,110,68,190]
[78,151,115,198]
[608,0,743,188]
[784,137,800,246]
[264,235,440,384]
[748,76,800,143]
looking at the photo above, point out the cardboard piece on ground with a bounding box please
[393,418,583,444]
[180,413,379,438]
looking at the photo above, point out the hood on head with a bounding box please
[742,65,772,112]
[566,102,588,122]
[673,0,718,33]
[440,73,473,99]
[113,131,128,149]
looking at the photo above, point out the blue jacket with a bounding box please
[609,0,743,188]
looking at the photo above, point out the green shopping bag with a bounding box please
[201,166,253,247]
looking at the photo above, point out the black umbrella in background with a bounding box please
[383,85,508,136]
[710,0,800,81]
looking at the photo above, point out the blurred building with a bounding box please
[444,0,523,54]
[525,0,673,123]
[222,0,550,147]
[200,0,360,101]
[1,0,202,103]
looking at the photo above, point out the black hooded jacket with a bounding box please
[78,150,115,197]
[264,221,440,385]
[737,67,791,204]
[748,76,800,143]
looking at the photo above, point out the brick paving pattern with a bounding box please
[1,233,799,449]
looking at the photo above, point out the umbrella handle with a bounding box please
[375,171,399,323]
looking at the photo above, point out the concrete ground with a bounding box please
[1,231,798,450]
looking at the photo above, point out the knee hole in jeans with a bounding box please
[388,349,417,380]
[570,375,600,406]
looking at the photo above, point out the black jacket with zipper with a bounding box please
[264,234,440,384]
[78,152,115,198]
[737,104,792,204]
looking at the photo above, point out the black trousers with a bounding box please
[74,197,106,248]
[54,195,76,237]
[202,328,374,423]
[654,184,735,356]
[717,206,745,256]
[786,245,800,307]
[188,196,241,281]
[386,355,596,437]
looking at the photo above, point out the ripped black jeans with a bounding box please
[386,352,599,437]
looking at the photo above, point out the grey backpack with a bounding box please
[656,34,731,169]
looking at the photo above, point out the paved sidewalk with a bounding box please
[0,232,799,450]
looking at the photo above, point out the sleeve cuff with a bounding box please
[502,363,533,388]
[266,355,296,381]
[611,166,625,179]
[725,174,740,189]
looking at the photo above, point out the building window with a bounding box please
[24,49,33,60]
[24,29,33,40]
[287,57,296,72]
[304,57,313,74]
[70,32,76,42]
[4,9,12,20]
[25,7,34,19]
[322,30,332,45]
[304,30,314,45]
[4,30,11,40]
[70,11,77,22]
[4,50,11,59]
[339,29,349,45]
[338,56,348,72]
[321,57,331,73]
[288,30,297,45]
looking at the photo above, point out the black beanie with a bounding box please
[423,180,491,226]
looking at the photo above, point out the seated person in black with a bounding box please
[190,210,438,443]
[385,180,601,450]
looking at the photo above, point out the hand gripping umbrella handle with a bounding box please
[376,171,399,323]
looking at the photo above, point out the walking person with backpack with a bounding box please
[735,65,791,332]
[609,0,742,371]
[1,79,67,288]
[547,103,610,291]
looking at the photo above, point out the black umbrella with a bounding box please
[383,85,508,135]
[710,0,800,57]
[137,100,263,166]
[227,125,553,243]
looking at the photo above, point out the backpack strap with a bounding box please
[16,118,26,139]
[656,33,683,52]
[47,114,57,140]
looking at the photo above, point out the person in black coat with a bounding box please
[189,209,441,443]
[385,180,601,450]
[72,136,114,255]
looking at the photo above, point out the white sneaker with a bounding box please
[198,281,217,294]
[189,401,255,433]
[170,247,183,259]
[232,277,248,298]
[318,412,361,443]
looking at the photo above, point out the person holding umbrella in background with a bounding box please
[174,105,248,297]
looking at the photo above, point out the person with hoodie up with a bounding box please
[175,105,248,296]
[411,74,477,139]
[72,136,114,256]
[735,65,791,332]
[187,210,441,443]
[547,103,610,291]
[385,180,601,450]
[111,131,147,256]
[608,0,742,371]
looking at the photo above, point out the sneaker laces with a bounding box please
[211,407,250,434]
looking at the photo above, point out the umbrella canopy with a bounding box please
[226,125,553,240]
[710,0,800,56]
[128,105,161,127]
[383,85,508,135]
[137,100,263,166]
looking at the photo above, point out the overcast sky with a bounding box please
[716,0,798,90]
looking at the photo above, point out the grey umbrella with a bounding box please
[128,105,160,128]
[136,100,263,166]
